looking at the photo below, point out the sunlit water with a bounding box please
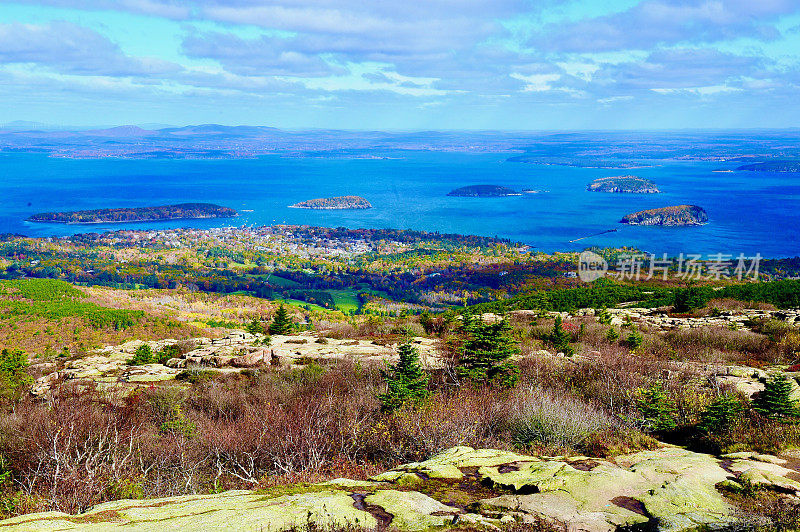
[1,151,798,257]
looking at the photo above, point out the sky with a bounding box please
[1,0,800,130]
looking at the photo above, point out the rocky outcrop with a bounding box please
[29,332,441,397]
[3,446,798,531]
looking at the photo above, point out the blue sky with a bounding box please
[1,0,800,129]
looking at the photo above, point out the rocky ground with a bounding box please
[511,307,800,330]
[2,445,798,531]
[30,332,440,397]
[28,307,800,400]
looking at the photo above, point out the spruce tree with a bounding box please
[379,343,429,412]
[636,382,677,432]
[269,304,294,335]
[549,316,573,355]
[700,393,744,434]
[0,349,32,403]
[753,373,799,421]
[457,314,519,387]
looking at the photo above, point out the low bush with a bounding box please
[507,385,616,450]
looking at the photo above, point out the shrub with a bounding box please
[457,314,519,387]
[507,385,616,451]
[626,330,644,351]
[128,344,153,365]
[596,308,612,325]
[379,343,429,412]
[176,369,215,384]
[292,362,326,385]
[155,344,180,365]
[699,393,745,434]
[753,373,799,421]
[605,327,620,342]
[635,382,677,432]
[159,405,195,438]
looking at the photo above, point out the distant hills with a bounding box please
[4,126,800,163]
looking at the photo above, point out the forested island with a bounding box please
[447,185,520,197]
[736,161,800,172]
[289,195,372,209]
[587,176,660,193]
[27,203,238,224]
[621,205,708,226]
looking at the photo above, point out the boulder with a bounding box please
[231,349,271,367]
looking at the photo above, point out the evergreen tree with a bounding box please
[700,393,745,434]
[246,318,266,335]
[606,327,620,342]
[457,314,519,387]
[636,382,677,432]
[379,343,429,412]
[0,349,32,402]
[548,316,573,355]
[753,373,799,421]
[129,344,153,365]
[596,307,613,325]
[674,286,709,313]
[626,329,644,351]
[269,304,294,335]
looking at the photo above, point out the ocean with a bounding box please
[1,151,798,258]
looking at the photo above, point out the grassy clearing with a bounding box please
[0,279,200,354]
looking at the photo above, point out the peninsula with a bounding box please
[289,195,372,210]
[27,203,238,224]
[735,161,800,172]
[447,185,520,197]
[587,176,660,193]
[620,205,708,226]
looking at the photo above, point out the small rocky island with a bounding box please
[447,185,520,197]
[621,205,708,226]
[289,195,372,210]
[587,176,660,193]
[28,203,237,224]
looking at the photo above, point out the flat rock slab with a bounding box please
[3,446,798,531]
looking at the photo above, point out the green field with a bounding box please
[328,285,390,313]
[259,274,301,288]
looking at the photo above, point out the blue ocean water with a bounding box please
[0,151,798,258]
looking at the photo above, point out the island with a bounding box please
[447,185,520,197]
[587,176,660,193]
[289,195,372,210]
[620,205,708,226]
[735,161,800,172]
[27,203,238,224]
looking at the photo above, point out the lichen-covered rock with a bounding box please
[2,446,798,532]
[0,490,375,531]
